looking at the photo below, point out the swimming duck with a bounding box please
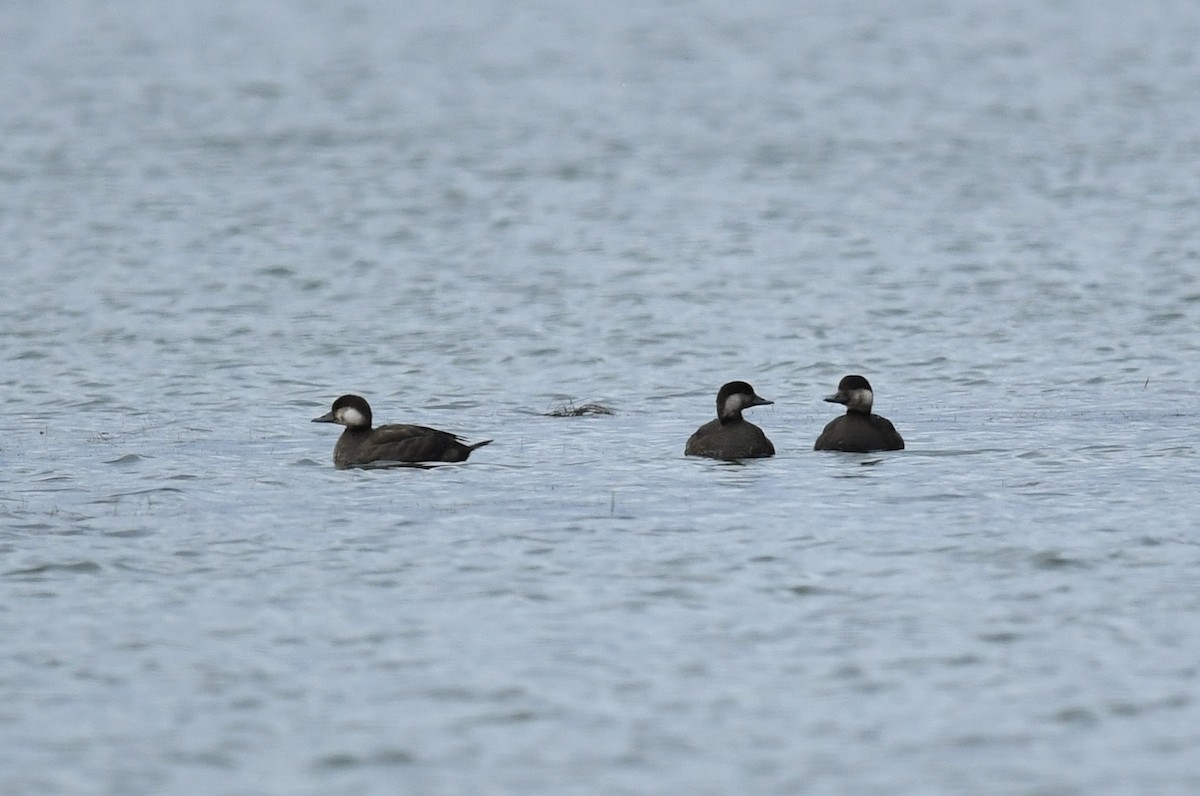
[313,394,491,468]
[685,381,775,459]
[813,375,904,452]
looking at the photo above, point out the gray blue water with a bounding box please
[3,1,1200,793]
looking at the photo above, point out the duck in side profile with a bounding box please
[814,375,904,452]
[685,381,775,460]
[312,394,491,469]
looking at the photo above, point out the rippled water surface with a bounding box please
[4,1,1200,794]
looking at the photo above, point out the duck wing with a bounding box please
[366,423,485,463]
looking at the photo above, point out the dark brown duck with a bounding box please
[685,381,775,460]
[813,375,904,453]
[313,394,491,469]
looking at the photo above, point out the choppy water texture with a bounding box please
[3,1,1200,794]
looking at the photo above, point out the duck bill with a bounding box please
[824,392,848,405]
[747,396,774,408]
[312,411,336,423]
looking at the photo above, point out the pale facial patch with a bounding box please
[846,388,873,412]
[337,406,368,427]
[722,392,747,417]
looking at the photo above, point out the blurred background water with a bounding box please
[3,1,1200,794]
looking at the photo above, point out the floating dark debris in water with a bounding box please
[544,401,614,417]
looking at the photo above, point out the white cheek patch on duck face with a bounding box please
[847,388,874,411]
[721,393,747,417]
[337,406,368,427]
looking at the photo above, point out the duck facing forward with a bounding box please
[685,381,775,460]
[313,394,491,469]
[814,375,904,452]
